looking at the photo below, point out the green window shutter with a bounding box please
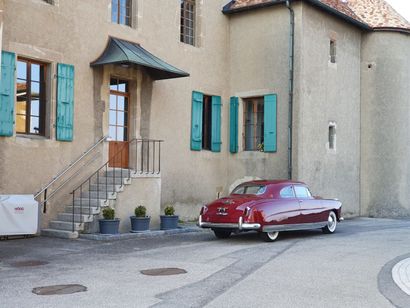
[190,91,203,151]
[56,63,75,141]
[229,96,239,153]
[264,94,277,152]
[211,95,222,152]
[0,51,16,137]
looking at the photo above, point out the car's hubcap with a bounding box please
[267,231,279,240]
[327,212,337,232]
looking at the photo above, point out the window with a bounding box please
[329,40,336,63]
[112,0,131,26]
[43,0,54,4]
[16,58,46,136]
[280,186,295,198]
[180,0,196,46]
[328,123,336,150]
[191,91,221,152]
[232,185,266,195]
[294,186,312,199]
[202,95,212,150]
[244,97,264,151]
[109,78,129,142]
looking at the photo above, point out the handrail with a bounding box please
[70,138,163,232]
[34,136,108,199]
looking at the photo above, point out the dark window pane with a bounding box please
[31,64,40,82]
[124,112,128,126]
[124,127,128,141]
[17,61,27,80]
[31,100,40,116]
[30,116,40,134]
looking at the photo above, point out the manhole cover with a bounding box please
[32,284,87,295]
[140,267,187,276]
[11,260,49,268]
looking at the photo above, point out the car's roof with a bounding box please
[242,179,306,186]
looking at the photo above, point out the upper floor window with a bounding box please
[16,58,47,136]
[112,0,131,26]
[329,39,336,63]
[180,0,196,46]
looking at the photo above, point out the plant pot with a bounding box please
[160,215,179,230]
[130,216,150,232]
[99,219,120,234]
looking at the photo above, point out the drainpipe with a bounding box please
[285,0,294,180]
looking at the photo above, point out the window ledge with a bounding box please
[16,134,48,141]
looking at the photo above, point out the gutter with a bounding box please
[286,0,294,180]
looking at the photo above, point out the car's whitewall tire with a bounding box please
[260,231,279,242]
[322,211,337,234]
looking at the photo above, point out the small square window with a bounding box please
[329,40,336,63]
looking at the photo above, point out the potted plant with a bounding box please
[99,207,120,234]
[130,205,150,232]
[160,205,179,230]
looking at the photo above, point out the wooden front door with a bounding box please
[108,78,130,168]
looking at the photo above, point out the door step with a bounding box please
[41,229,79,239]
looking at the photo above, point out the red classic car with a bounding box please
[198,180,342,241]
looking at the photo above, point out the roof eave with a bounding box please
[223,0,372,31]
[373,27,410,35]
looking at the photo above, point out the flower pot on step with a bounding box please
[99,219,120,234]
[130,216,150,232]
[160,215,179,230]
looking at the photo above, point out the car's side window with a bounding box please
[294,186,312,199]
[280,186,295,198]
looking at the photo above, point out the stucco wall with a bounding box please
[361,32,410,217]
[226,4,295,189]
[294,3,362,216]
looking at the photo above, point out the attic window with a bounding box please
[329,40,336,63]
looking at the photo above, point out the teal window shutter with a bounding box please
[229,96,239,153]
[191,91,203,151]
[56,63,74,141]
[0,51,16,137]
[211,95,222,152]
[264,94,277,152]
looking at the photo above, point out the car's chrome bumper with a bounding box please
[198,215,261,230]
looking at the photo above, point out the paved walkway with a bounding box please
[392,257,410,295]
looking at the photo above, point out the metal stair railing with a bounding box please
[34,136,108,213]
[70,138,163,232]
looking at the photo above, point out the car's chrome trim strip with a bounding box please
[262,222,328,232]
[198,215,261,230]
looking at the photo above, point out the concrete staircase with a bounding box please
[41,169,132,239]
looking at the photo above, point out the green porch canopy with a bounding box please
[90,37,189,80]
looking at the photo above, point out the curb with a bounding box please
[79,225,205,241]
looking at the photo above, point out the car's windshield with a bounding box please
[232,185,266,195]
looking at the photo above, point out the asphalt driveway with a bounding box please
[0,218,410,307]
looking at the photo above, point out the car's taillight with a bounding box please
[200,205,208,215]
[243,206,251,216]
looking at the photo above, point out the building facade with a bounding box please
[0,0,409,236]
